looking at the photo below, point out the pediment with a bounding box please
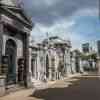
[0,5,33,28]
[8,7,32,25]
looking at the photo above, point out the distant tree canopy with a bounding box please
[73,49,97,62]
[80,53,97,61]
[89,53,97,61]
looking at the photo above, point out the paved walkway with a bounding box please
[0,89,38,100]
[0,75,80,100]
[32,76,100,100]
[1,74,100,100]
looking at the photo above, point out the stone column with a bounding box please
[24,33,32,88]
[64,49,68,75]
[71,57,75,74]
[44,51,47,81]
[28,48,32,81]
[79,58,84,73]
[0,19,6,96]
[48,55,53,80]
[48,68,52,80]
[0,20,3,73]
[67,51,72,75]
[35,56,37,80]
[0,76,6,96]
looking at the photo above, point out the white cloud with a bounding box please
[44,0,59,6]
[31,7,98,49]
[31,19,76,41]
[73,8,98,17]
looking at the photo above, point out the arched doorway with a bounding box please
[46,55,49,78]
[5,39,17,85]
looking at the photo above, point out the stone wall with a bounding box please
[0,76,6,96]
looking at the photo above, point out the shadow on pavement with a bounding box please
[30,77,100,100]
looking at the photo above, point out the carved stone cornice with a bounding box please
[1,15,30,35]
[0,5,33,29]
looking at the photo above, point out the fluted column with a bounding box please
[48,55,52,80]
[0,18,6,96]
[0,20,3,74]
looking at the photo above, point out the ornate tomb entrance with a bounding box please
[5,39,17,85]
[0,0,33,96]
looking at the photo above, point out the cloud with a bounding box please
[31,19,76,42]
[73,8,98,17]
[31,7,98,43]
[23,0,98,49]
[23,0,98,26]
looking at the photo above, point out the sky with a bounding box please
[23,0,99,50]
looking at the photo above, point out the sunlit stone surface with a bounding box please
[0,0,18,6]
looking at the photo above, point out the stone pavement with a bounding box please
[32,75,100,100]
[47,73,83,87]
[0,73,86,100]
[0,89,36,100]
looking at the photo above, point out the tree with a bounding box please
[88,53,97,62]
[80,52,97,61]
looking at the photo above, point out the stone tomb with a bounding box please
[0,1,32,96]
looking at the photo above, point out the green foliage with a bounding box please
[80,53,97,61]
[80,54,89,60]
[89,53,97,61]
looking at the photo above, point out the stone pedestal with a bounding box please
[27,72,33,88]
[54,71,58,80]
[67,64,72,75]
[49,68,52,80]
[0,75,6,96]
[80,60,84,73]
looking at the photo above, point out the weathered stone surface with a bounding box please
[0,76,6,96]
[0,86,5,96]
[0,0,32,96]
[0,0,17,6]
